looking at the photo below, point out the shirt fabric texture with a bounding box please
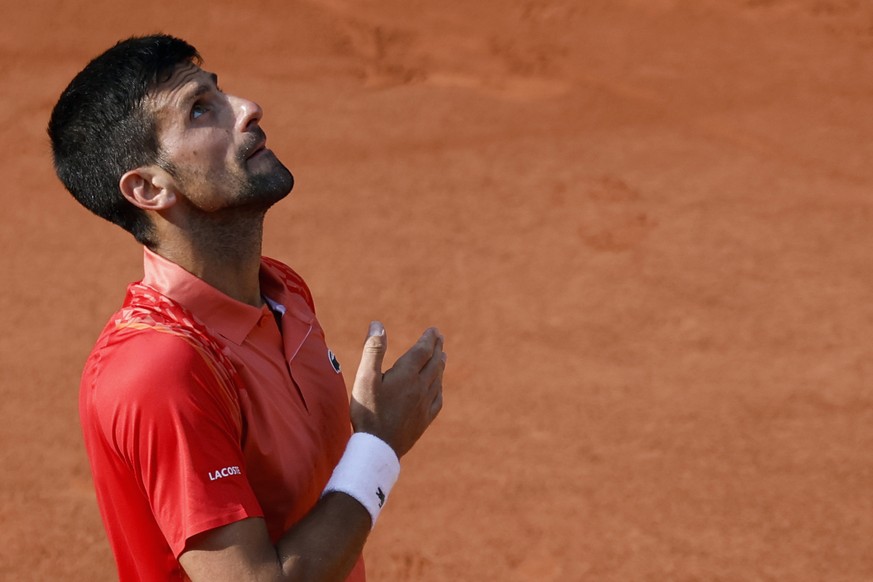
[79,248,365,581]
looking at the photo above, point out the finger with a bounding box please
[419,338,445,387]
[429,385,443,418]
[398,328,441,372]
[425,351,446,394]
[353,321,387,391]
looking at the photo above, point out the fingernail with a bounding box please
[369,321,384,336]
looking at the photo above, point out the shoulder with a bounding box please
[81,325,246,463]
[82,300,243,432]
[88,324,218,385]
[85,325,237,409]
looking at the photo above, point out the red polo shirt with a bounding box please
[80,249,364,581]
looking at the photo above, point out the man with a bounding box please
[48,34,445,581]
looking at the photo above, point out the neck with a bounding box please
[151,211,266,307]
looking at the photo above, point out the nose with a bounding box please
[232,95,263,132]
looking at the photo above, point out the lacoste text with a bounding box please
[208,466,242,481]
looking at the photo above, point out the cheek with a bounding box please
[165,130,240,181]
[186,145,233,175]
[188,129,233,159]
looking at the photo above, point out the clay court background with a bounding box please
[2,0,873,580]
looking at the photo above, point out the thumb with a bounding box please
[354,321,387,391]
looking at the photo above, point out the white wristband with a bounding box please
[322,432,401,528]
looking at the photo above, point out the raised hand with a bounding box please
[350,321,445,458]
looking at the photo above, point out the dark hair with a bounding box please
[48,34,200,246]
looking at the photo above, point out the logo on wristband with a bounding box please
[376,487,386,508]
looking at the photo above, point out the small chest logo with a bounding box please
[328,349,341,373]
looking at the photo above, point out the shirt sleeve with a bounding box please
[90,328,263,557]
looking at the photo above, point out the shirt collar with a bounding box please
[140,247,277,346]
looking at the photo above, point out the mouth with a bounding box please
[247,142,267,160]
[245,130,269,161]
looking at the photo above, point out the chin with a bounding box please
[236,167,294,211]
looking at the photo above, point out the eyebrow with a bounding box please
[179,72,220,108]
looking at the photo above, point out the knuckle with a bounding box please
[364,337,386,352]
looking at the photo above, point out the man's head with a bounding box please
[48,34,293,247]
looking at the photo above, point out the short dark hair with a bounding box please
[48,34,200,246]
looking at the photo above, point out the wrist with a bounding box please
[322,432,401,529]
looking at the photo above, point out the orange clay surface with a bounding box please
[2,0,873,580]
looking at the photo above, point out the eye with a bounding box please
[191,102,208,120]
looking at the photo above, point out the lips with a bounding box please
[244,129,269,161]
[246,141,266,160]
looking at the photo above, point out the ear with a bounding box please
[119,167,177,211]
